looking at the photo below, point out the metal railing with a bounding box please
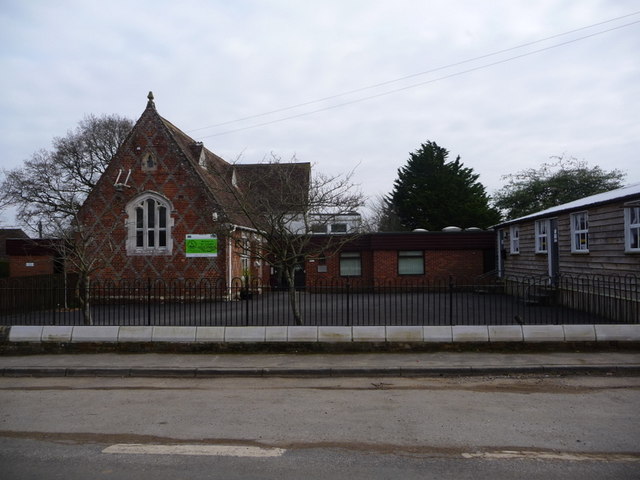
[1,274,637,326]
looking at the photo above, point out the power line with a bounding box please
[188,10,640,134]
[194,14,640,139]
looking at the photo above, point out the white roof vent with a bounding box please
[412,228,429,232]
[442,226,462,232]
[465,227,483,231]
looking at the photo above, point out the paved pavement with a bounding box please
[1,351,639,377]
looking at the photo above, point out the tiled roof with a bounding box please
[234,162,311,211]
[158,113,311,229]
[159,116,248,225]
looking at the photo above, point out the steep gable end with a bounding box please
[76,93,237,279]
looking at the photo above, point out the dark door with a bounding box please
[548,218,559,284]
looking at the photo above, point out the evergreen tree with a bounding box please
[387,141,500,231]
[493,156,626,219]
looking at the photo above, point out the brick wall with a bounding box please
[10,256,54,277]
[425,250,485,280]
[77,102,227,282]
[305,248,488,285]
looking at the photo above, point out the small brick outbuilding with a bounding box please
[305,230,496,285]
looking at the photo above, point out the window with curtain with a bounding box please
[398,250,424,275]
[571,212,589,253]
[339,252,361,276]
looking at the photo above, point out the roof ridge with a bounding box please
[496,182,640,226]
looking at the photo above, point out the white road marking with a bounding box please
[102,444,286,457]
[462,450,640,462]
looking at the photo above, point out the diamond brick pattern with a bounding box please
[76,97,242,283]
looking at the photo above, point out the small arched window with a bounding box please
[126,193,173,255]
[142,153,157,172]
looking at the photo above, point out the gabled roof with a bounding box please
[496,182,640,227]
[141,93,310,228]
[233,162,311,212]
[157,114,245,225]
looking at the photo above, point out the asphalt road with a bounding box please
[1,375,639,479]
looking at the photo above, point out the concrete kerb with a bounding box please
[65,367,131,377]
[386,326,424,342]
[8,326,44,342]
[118,326,153,343]
[488,326,523,342]
[564,325,596,342]
[595,324,640,342]
[225,327,266,342]
[452,326,489,342]
[318,327,352,343]
[2,363,640,378]
[152,327,196,342]
[523,325,564,342]
[352,326,385,342]
[72,326,119,343]
[42,326,74,343]
[2,325,640,357]
[3,367,68,377]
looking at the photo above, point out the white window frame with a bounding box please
[240,234,250,273]
[310,223,328,234]
[535,220,548,254]
[570,211,589,253]
[126,192,173,256]
[625,206,640,253]
[509,226,520,254]
[339,252,362,277]
[398,250,424,275]
[330,223,348,233]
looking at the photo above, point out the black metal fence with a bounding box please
[0,274,637,326]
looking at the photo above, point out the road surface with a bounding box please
[1,374,639,479]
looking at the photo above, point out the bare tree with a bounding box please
[1,114,132,323]
[207,156,365,325]
[361,193,404,232]
[50,217,105,325]
[0,114,133,234]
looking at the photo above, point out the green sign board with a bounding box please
[185,234,218,258]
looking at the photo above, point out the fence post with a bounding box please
[245,285,250,326]
[147,278,151,326]
[346,279,351,325]
[449,275,454,325]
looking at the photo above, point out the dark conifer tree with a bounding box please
[388,141,500,231]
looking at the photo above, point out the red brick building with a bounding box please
[77,93,309,285]
[4,236,62,277]
[305,231,496,285]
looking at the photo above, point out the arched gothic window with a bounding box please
[126,193,173,255]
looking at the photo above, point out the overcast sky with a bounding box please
[1,0,639,227]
